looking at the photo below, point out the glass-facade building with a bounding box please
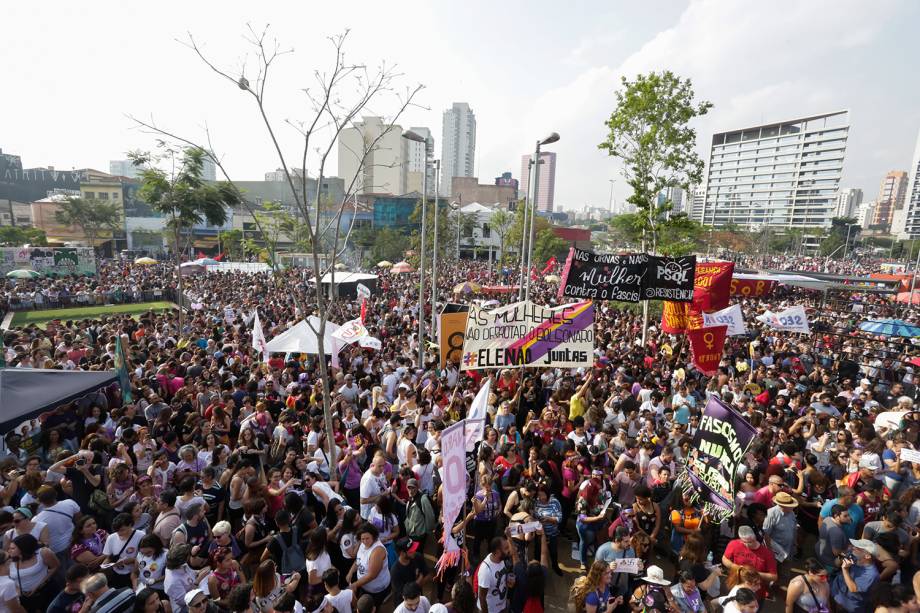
[694,110,849,229]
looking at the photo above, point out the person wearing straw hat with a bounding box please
[763,491,799,585]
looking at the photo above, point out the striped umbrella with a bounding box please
[5,269,41,279]
[859,319,920,338]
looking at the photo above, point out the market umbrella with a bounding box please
[5,269,40,279]
[194,258,220,266]
[376,260,393,268]
[134,257,157,265]
[895,291,920,305]
[334,262,348,270]
[391,261,413,274]
[859,319,920,338]
[453,281,482,294]
[544,274,561,283]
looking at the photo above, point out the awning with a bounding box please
[309,272,379,284]
[0,368,117,434]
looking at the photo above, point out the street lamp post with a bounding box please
[842,223,858,261]
[608,179,616,217]
[431,160,440,346]
[523,132,560,302]
[402,130,428,368]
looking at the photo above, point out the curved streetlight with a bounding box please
[402,130,428,368]
[521,132,560,301]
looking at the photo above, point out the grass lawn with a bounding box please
[10,301,177,327]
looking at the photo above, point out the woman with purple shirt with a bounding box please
[470,473,501,564]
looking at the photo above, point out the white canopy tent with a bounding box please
[264,316,341,355]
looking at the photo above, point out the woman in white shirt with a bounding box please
[0,551,24,613]
[305,527,333,609]
[8,534,58,612]
[132,533,167,593]
[1,508,48,551]
[347,523,391,608]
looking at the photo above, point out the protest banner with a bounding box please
[558,248,647,301]
[557,248,695,302]
[730,277,776,297]
[692,261,735,313]
[643,255,696,301]
[357,336,381,350]
[460,300,594,370]
[756,305,810,333]
[356,283,371,299]
[682,395,757,521]
[702,304,747,336]
[439,420,468,553]
[688,325,727,376]
[331,318,369,344]
[439,304,470,368]
[609,558,643,574]
[252,312,269,363]
[900,448,920,464]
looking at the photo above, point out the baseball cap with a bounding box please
[849,539,877,557]
[738,525,756,540]
[184,589,207,606]
[407,478,419,489]
[858,456,882,471]
[395,537,420,554]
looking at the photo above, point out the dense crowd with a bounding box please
[0,254,919,613]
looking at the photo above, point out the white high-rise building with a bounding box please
[406,127,435,195]
[109,160,138,179]
[337,116,407,195]
[687,185,706,220]
[835,188,863,219]
[441,103,476,196]
[857,200,876,228]
[520,151,557,212]
[903,128,920,239]
[693,110,849,229]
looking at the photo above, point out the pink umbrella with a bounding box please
[391,261,413,274]
[895,291,920,305]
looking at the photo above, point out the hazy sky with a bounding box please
[3,0,919,211]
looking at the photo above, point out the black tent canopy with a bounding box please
[0,368,117,434]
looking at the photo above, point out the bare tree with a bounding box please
[130,26,423,476]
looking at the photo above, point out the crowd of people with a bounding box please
[0,253,918,613]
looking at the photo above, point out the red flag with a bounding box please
[214,252,224,261]
[360,298,367,324]
[688,325,727,376]
[196,251,208,259]
[661,261,735,334]
[541,256,558,275]
[530,266,539,281]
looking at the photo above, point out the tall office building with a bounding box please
[904,128,920,239]
[687,185,706,220]
[109,160,138,179]
[871,170,908,229]
[202,156,217,181]
[857,200,876,228]
[337,116,407,195]
[405,127,435,195]
[834,188,863,219]
[441,103,476,196]
[520,151,557,212]
[693,110,849,229]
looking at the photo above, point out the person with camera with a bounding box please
[830,539,879,612]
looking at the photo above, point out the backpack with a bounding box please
[275,527,306,574]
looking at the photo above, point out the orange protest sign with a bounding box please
[439,309,469,367]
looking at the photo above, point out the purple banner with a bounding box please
[684,395,757,519]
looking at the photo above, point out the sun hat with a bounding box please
[642,565,671,585]
[773,492,799,508]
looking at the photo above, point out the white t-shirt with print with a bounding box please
[102,529,146,575]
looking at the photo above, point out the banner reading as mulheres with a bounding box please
[682,395,757,521]
[460,300,594,370]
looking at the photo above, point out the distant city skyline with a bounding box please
[2,1,919,211]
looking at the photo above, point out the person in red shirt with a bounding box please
[748,475,785,509]
[721,525,778,599]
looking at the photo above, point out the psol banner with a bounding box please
[643,255,696,301]
[682,395,757,521]
[460,300,594,370]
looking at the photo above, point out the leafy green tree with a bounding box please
[489,208,514,262]
[369,227,406,265]
[55,197,122,252]
[130,147,241,327]
[0,226,47,247]
[819,217,859,257]
[408,198,455,264]
[532,228,568,263]
[218,228,244,260]
[598,71,711,253]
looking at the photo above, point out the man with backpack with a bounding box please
[264,509,307,575]
[405,479,437,547]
